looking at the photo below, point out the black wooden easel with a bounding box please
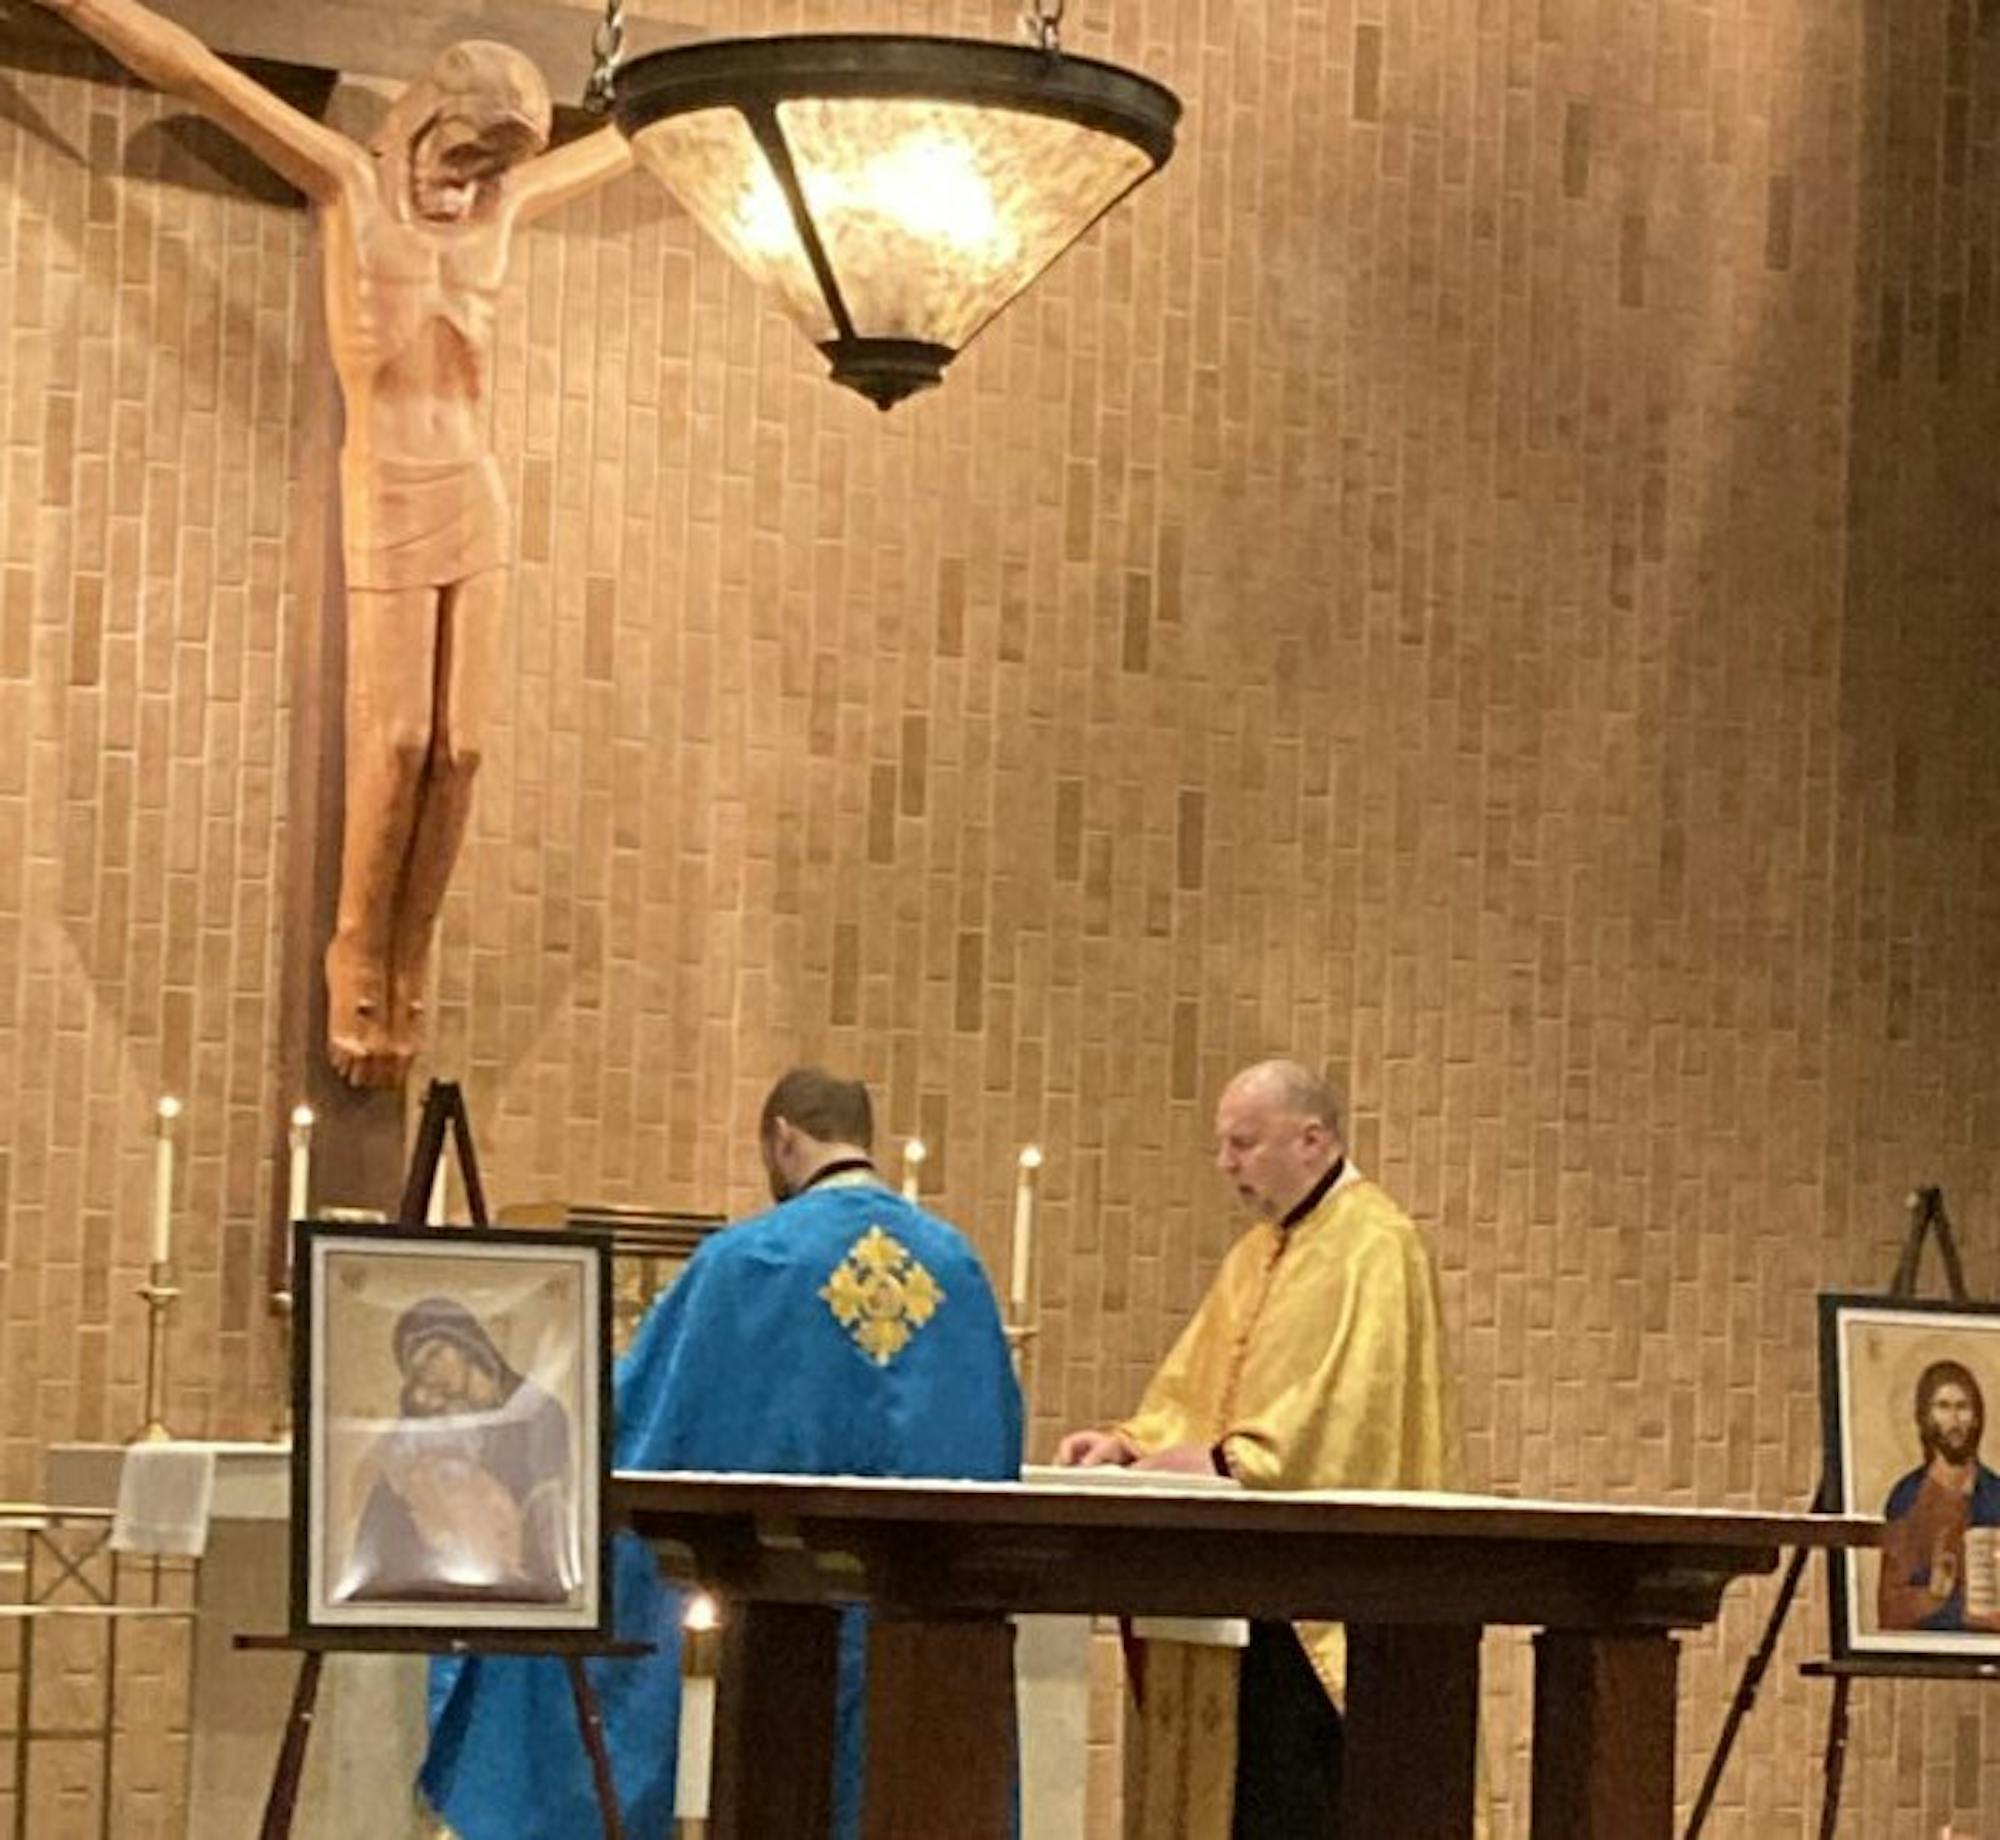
[250,1080,646,1840]
[396,1075,491,1228]
[1685,1186,1976,1840]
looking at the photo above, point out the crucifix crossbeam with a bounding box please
[1,0,693,103]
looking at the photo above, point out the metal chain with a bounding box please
[585,0,627,113]
[1022,0,1063,52]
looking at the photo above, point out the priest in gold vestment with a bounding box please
[1057,1058,1460,1840]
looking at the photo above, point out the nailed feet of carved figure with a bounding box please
[325,935,414,1088]
[389,945,432,1085]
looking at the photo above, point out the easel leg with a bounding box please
[448,1085,491,1224]
[566,1655,628,1840]
[396,1079,492,1227]
[1815,1674,1852,1840]
[258,1651,326,1840]
[1683,1540,1816,1838]
[397,1081,453,1225]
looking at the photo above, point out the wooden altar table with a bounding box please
[612,1473,1874,1840]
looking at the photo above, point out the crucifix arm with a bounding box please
[33,0,366,203]
[511,122,632,224]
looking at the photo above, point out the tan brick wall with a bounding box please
[0,34,311,1472]
[1812,0,2000,1827]
[2,0,1997,1833]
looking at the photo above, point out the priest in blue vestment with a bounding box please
[419,1068,1023,1839]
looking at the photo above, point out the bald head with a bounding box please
[1213,1060,1345,1221]
[1223,1060,1344,1134]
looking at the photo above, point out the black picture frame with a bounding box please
[1819,1290,2000,1669]
[290,1222,613,1645]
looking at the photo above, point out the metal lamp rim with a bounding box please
[612,33,1182,168]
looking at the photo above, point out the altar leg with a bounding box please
[709,1604,840,1840]
[864,1615,1014,1840]
[1342,1622,1479,1836]
[1530,1629,1678,1840]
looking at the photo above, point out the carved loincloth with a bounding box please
[341,450,512,591]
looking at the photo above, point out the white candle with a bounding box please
[901,1138,926,1204]
[427,1155,448,1226]
[1010,1145,1042,1317]
[287,1104,314,1223]
[674,1670,714,1818]
[151,1095,182,1267]
[674,1593,721,1821]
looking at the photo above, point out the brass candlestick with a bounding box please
[269,1288,294,1441]
[1003,1319,1039,1402]
[132,1260,179,1444]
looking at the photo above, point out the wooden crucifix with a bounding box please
[29,0,635,1089]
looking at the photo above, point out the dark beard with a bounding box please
[1934,1429,1981,1466]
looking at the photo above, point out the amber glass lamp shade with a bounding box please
[615,35,1181,409]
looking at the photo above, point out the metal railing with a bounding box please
[0,1505,197,1840]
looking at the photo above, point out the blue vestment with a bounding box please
[421,1178,1022,1839]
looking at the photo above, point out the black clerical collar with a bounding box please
[1279,1157,1345,1231]
[796,1156,877,1196]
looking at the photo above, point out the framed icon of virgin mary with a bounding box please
[291,1222,611,1640]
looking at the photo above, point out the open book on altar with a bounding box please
[1020,1464,1245,1645]
[1019,1462,1241,1494]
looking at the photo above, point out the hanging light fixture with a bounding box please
[595,2,1181,410]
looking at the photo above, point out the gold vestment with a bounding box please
[1115,1163,1460,1704]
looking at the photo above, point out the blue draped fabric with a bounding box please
[420,1180,1023,1840]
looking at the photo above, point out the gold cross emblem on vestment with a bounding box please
[820,1226,944,1366]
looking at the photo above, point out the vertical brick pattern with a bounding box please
[0,54,303,1478]
[0,46,304,1828]
[2,0,1998,1833]
[1815,0,2000,1830]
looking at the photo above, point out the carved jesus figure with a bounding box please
[35,0,633,1085]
